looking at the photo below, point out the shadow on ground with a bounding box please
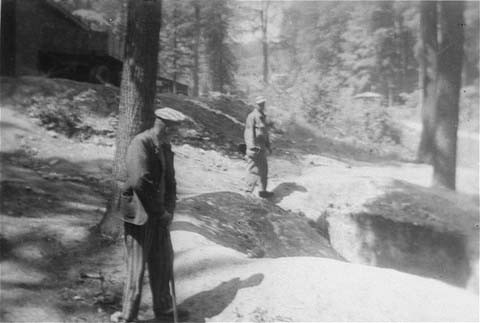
[180,273,264,323]
[0,149,119,322]
[271,182,307,204]
[136,274,264,323]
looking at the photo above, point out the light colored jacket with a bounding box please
[244,109,271,151]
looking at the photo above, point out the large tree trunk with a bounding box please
[432,1,464,190]
[97,0,161,237]
[192,2,200,96]
[417,1,438,163]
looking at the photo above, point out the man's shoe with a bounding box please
[259,191,274,198]
[110,311,129,323]
[154,308,189,322]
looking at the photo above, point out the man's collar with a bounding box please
[254,108,265,117]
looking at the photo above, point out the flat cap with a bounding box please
[255,96,266,104]
[154,107,187,122]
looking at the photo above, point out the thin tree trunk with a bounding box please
[193,2,200,96]
[432,1,464,190]
[417,1,438,163]
[98,0,161,237]
[172,0,178,94]
[261,1,269,84]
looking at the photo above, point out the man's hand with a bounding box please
[246,146,260,158]
[161,210,174,227]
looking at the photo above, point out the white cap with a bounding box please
[154,107,187,122]
[255,96,266,104]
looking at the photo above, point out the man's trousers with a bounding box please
[122,218,173,321]
[245,149,268,192]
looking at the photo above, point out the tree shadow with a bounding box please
[271,182,307,204]
[0,121,32,132]
[1,150,112,219]
[0,149,119,322]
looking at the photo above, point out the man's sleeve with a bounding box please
[164,144,176,214]
[244,114,256,148]
[125,139,162,216]
[266,121,271,150]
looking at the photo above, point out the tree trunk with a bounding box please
[97,0,161,237]
[261,2,269,84]
[432,1,464,190]
[172,0,178,94]
[0,0,16,76]
[193,2,200,96]
[417,1,438,163]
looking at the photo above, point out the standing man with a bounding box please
[111,107,189,323]
[244,96,273,198]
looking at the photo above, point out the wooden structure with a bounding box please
[0,0,189,94]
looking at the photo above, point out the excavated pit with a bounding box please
[324,212,477,290]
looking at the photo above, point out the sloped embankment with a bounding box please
[173,191,340,259]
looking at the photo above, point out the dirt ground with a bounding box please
[1,78,479,322]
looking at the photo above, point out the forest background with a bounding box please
[58,0,479,153]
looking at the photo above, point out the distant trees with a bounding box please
[159,0,195,92]
[279,2,418,105]
[203,0,237,93]
[158,0,236,94]
[98,0,161,236]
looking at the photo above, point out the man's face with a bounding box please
[162,121,178,141]
[257,102,266,113]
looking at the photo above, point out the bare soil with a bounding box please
[1,77,478,322]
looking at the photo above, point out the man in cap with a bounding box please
[244,96,273,198]
[111,107,188,323]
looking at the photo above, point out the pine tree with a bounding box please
[203,0,237,93]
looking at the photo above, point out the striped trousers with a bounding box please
[246,149,268,192]
[122,218,173,321]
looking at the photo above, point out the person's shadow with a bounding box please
[182,273,264,322]
[271,182,307,204]
[138,273,264,323]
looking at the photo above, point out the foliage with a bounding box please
[202,0,237,93]
[159,0,196,81]
[27,96,84,137]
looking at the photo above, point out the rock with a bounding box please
[49,159,60,165]
[47,130,58,138]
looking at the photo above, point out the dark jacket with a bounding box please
[118,129,176,225]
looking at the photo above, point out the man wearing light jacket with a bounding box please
[244,96,273,198]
